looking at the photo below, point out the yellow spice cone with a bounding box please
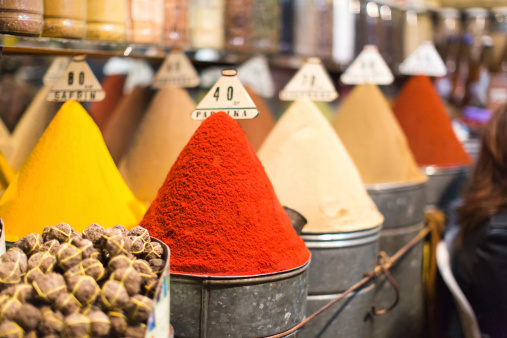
[0,150,14,191]
[0,101,146,242]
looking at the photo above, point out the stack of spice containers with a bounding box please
[139,112,311,337]
[333,83,428,338]
[393,75,472,210]
[259,99,384,337]
[0,101,146,242]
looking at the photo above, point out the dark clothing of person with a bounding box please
[452,211,507,338]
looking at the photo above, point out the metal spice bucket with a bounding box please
[367,181,426,338]
[422,165,469,209]
[300,283,375,338]
[301,226,381,294]
[170,261,310,338]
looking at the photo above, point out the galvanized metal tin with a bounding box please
[170,262,310,338]
[302,227,380,294]
[366,181,426,229]
[422,165,469,209]
[373,222,425,338]
[300,283,375,338]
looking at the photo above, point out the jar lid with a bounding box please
[464,7,489,17]
[491,7,507,15]
[438,8,460,19]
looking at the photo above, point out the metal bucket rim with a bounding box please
[365,179,427,192]
[170,259,310,281]
[307,283,375,301]
[421,165,470,175]
[301,225,381,241]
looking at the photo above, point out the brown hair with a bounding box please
[458,105,507,238]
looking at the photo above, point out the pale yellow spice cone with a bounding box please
[258,99,383,233]
[120,86,200,203]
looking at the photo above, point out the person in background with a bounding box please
[452,104,507,338]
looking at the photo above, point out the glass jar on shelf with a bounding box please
[87,0,127,42]
[188,0,224,50]
[42,0,86,39]
[490,7,507,70]
[403,4,432,59]
[225,0,280,53]
[333,0,359,66]
[127,0,164,44]
[279,0,294,54]
[464,7,489,63]
[164,0,187,48]
[435,8,461,55]
[294,0,332,58]
[0,0,43,36]
[252,0,280,53]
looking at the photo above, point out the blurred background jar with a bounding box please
[403,4,432,59]
[43,0,86,39]
[435,8,461,55]
[490,7,507,69]
[294,0,333,58]
[225,0,280,53]
[164,0,187,48]
[464,7,489,63]
[188,0,224,50]
[127,0,164,44]
[86,0,127,42]
[279,0,294,54]
[333,0,359,66]
[0,0,43,36]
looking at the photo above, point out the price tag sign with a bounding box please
[144,241,170,338]
[399,41,447,77]
[341,46,394,85]
[279,58,338,102]
[192,69,259,120]
[237,56,275,98]
[152,50,200,89]
[47,56,105,102]
[43,57,71,86]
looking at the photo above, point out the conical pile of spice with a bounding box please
[237,86,275,152]
[333,84,426,185]
[120,86,200,203]
[89,74,126,131]
[0,150,14,192]
[140,112,310,276]
[9,86,62,171]
[258,99,383,233]
[393,75,472,167]
[103,86,154,164]
[0,118,12,160]
[0,101,146,242]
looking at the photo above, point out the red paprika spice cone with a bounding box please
[140,112,310,277]
[393,75,472,167]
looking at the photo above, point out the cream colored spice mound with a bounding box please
[333,84,427,185]
[120,86,200,203]
[258,99,383,233]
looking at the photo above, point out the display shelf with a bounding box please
[0,34,348,73]
[0,34,167,59]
